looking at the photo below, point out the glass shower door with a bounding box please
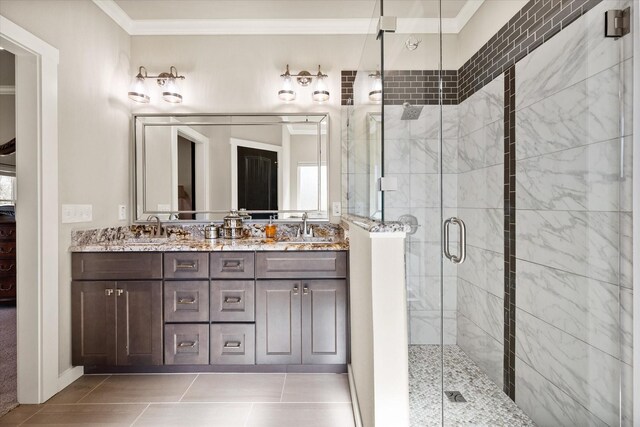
[378,0,634,425]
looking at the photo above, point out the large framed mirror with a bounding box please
[133,113,329,222]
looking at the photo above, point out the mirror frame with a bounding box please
[131,113,330,223]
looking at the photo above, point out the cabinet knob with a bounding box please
[303,285,309,295]
[115,289,123,297]
[293,285,299,295]
[105,289,114,296]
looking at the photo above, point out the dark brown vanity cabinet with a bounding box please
[71,253,163,366]
[256,251,348,365]
[72,280,163,366]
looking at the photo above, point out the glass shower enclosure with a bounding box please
[346,0,634,425]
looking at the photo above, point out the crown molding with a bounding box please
[93,0,484,35]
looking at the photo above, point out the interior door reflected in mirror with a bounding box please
[134,114,328,222]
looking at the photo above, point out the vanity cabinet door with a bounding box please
[256,281,301,365]
[115,281,163,366]
[301,280,347,364]
[72,280,163,366]
[72,281,117,366]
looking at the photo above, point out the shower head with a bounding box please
[401,101,423,120]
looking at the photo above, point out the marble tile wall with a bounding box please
[514,1,633,425]
[383,104,459,345]
[455,75,505,388]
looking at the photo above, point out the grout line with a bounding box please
[243,402,253,427]
[76,375,111,404]
[16,406,46,426]
[279,374,287,403]
[178,374,199,402]
[129,403,150,427]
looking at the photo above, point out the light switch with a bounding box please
[118,205,127,221]
[61,204,93,223]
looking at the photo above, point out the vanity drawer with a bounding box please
[72,253,162,280]
[0,242,16,258]
[256,251,347,279]
[164,324,209,365]
[164,253,209,279]
[164,281,210,323]
[0,277,16,299]
[0,259,16,276]
[0,225,15,241]
[210,252,254,279]
[211,281,255,322]
[210,324,255,365]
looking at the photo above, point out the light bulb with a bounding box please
[278,75,296,101]
[128,75,150,103]
[312,76,330,102]
[369,75,382,103]
[162,77,182,103]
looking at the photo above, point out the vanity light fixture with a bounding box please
[369,70,382,103]
[128,66,186,104]
[278,64,329,102]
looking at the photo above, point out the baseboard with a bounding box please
[348,364,363,427]
[57,366,84,392]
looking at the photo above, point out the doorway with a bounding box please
[237,146,278,219]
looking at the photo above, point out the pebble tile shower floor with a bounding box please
[409,345,535,426]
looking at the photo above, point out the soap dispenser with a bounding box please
[265,216,277,239]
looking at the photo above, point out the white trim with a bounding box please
[0,15,60,404]
[454,0,485,32]
[92,0,483,35]
[171,125,210,220]
[0,85,15,95]
[91,0,133,34]
[632,2,639,424]
[230,138,282,211]
[57,366,84,391]
[347,364,363,427]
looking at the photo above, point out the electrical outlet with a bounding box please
[332,202,342,217]
[118,205,127,221]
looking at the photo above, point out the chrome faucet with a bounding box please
[299,212,314,238]
[147,215,164,237]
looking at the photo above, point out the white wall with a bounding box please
[0,0,131,375]
[348,221,409,427]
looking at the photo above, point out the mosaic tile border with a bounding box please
[503,65,517,400]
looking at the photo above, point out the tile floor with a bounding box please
[409,345,535,426]
[0,373,355,427]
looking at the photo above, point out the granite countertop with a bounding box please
[69,223,349,252]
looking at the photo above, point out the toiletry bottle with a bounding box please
[265,216,277,239]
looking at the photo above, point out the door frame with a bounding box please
[170,124,210,219]
[0,16,76,404]
[230,138,282,211]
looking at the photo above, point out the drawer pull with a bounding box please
[0,264,15,272]
[303,285,309,295]
[0,282,14,291]
[177,297,196,304]
[178,341,197,348]
[0,247,15,254]
[176,261,197,270]
[293,285,299,295]
[224,341,241,348]
[222,260,241,268]
[0,230,15,238]
[223,296,241,304]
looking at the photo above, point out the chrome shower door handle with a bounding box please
[443,217,467,264]
[452,217,467,264]
[443,218,454,261]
